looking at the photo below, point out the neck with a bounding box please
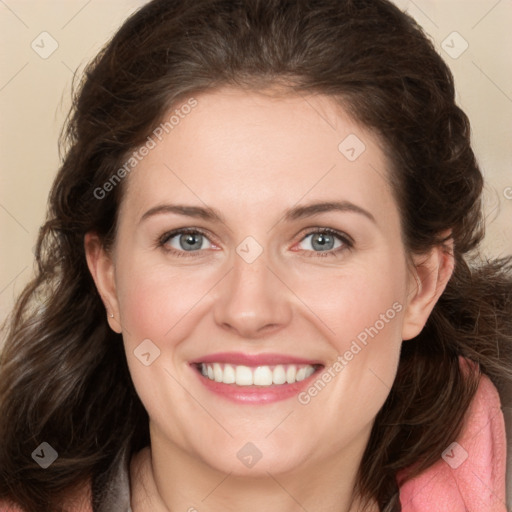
[130,426,375,512]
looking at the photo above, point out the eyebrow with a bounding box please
[139,200,376,225]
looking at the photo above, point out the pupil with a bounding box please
[313,233,333,251]
[181,233,201,250]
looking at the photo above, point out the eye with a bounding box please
[158,228,213,256]
[296,228,352,257]
[156,227,352,259]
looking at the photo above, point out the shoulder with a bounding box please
[398,359,508,511]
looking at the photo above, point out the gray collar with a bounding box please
[96,447,132,512]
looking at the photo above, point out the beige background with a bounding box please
[1,0,511,325]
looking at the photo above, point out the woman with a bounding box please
[0,0,511,511]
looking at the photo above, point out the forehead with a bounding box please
[119,87,397,226]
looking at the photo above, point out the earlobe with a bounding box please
[84,232,122,333]
[401,241,454,341]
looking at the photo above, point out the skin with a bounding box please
[85,87,454,512]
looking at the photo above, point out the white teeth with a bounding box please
[213,363,223,382]
[286,365,296,383]
[295,367,306,381]
[254,366,273,385]
[223,364,235,384]
[305,366,315,378]
[235,365,253,386]
[198,362,318,386]
[272,365,286,385]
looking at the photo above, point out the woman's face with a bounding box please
[89,87,437,477]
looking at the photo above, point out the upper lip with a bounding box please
[190,352,324,367]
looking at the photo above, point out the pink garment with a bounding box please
[1,365,507,511]
[398,371,508,511]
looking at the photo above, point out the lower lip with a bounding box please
[192,365,323,404]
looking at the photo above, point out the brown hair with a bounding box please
[1,0,511,510]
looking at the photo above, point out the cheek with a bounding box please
[115,258,213,343]
[288,256,407,352]
[291,253,406,413]
[296,287,404,446]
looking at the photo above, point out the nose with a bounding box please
[212,247,293,340]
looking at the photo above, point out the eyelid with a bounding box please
[157,226,353,257]
[298,226,354,245]
[157,227,217,251]
[294,227,353,257]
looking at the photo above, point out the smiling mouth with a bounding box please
[193,362,323,386]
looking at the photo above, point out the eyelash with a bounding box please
[156,227,353,259]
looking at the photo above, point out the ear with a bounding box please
[84,232,122,333]
[401,238,454,341]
